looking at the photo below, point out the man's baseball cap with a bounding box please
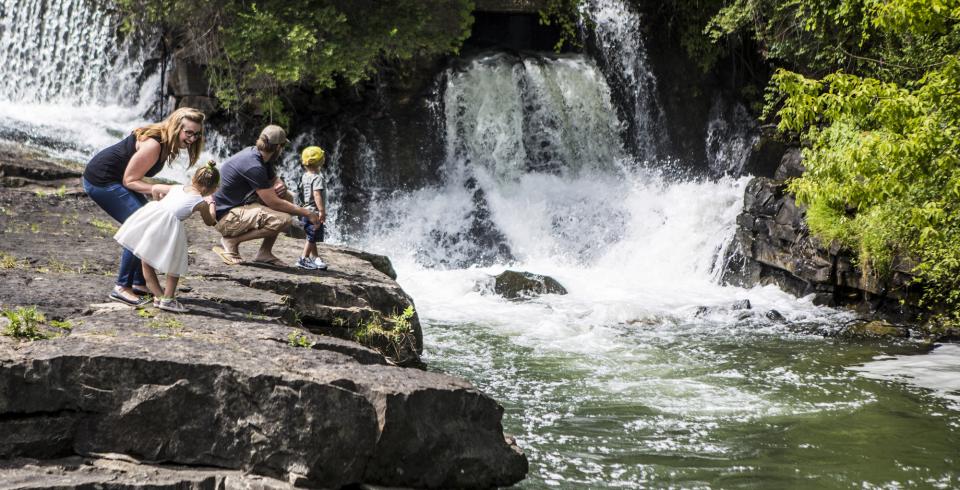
[259,125,289,145]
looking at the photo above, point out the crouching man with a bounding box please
[212,125,320,268]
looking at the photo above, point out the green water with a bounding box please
[425,321,960,489]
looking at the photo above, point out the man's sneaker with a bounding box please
[297,257,318,270]
[313,257,329,270]
[158,298,188,313]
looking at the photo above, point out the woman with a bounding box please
[82,107,205,305]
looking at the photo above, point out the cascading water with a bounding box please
[331,5,960,486]
[580,0,667,163]
[0,0,159,159]
[0,0,224,177]
[705,96,760,176]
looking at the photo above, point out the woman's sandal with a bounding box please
[109,287,151,307]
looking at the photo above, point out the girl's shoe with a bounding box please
[312,257,328,270]
[158,298,188,313]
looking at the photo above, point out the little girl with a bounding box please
[114,162,220,313]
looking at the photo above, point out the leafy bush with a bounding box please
[770,2,960,319]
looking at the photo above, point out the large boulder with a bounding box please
[0,148,529,488]
[493,270,567,299]
[723,177,921,322]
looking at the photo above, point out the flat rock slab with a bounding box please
[0,148,528,488]
[0,457,292,489]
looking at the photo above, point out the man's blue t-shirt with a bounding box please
[214,147,273,219]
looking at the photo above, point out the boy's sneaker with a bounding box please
[313,257,329,270]
[158,298,188,313]
[297,257,318,270]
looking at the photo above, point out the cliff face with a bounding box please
[0,143,528,488]
[723,150,922,324]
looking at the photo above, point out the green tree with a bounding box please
[769,1,960,319]
[119,0,475,122]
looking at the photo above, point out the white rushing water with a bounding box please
[342,51,850,352]
[0,0,225,177]
[580,0,666,162]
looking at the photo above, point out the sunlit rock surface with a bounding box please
[0,144,528,488]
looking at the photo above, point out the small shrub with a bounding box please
[0,252,27,269]
[48,319,74,331]
[2,306,49,340]
[288,331,311,348]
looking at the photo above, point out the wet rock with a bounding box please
[0,142,83,191]
[723,177,921,323]
[337,246,398,280]
[493,270,567,299]
[839,320,910,339]
[765,310,786,322]
[732,299,752,310]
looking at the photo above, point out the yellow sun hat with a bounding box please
[301,146,326,166]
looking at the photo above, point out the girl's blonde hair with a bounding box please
[192,160,220,194]
[133,107,205,167]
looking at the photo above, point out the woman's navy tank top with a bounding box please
[83,134,165,186]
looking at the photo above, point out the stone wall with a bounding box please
[723,150,922,322]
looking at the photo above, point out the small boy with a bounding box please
[297,146,329,270]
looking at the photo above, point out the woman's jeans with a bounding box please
[82,177,147,288]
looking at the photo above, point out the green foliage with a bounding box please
[353,305,414,343]
[0,252,27,269]
[147,316,184,329]
[117,0,475,120]
[538,0,588,52]
[89,218,118,236]
[288,330,312,347]
[771,1,960,319]
[2,306,48,340]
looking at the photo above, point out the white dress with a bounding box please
[114,185,204,276]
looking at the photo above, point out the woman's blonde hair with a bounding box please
[192,160,220,194]
[133,107,205,167]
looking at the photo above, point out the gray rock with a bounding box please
[838,320,910,339]
[774,147,806,181]
[765,310,786,322]
[0,276,527,488]
[0,152,529,488]
[731,299,752,310]
[493,270,567,299]
[0,456,293,489]
[723,177,922,325]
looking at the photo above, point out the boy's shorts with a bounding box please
[300,216,325,243]
[215,203,291,238]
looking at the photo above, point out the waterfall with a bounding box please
[705,96,759,176]
[0,0,154,105]
[0,0,164,163]
[344,51,746,288]
[580,0,667,162]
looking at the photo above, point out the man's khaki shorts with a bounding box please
[215,203,292,238]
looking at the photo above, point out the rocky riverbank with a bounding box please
[0,142,528,488]
[723,146,959,340]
